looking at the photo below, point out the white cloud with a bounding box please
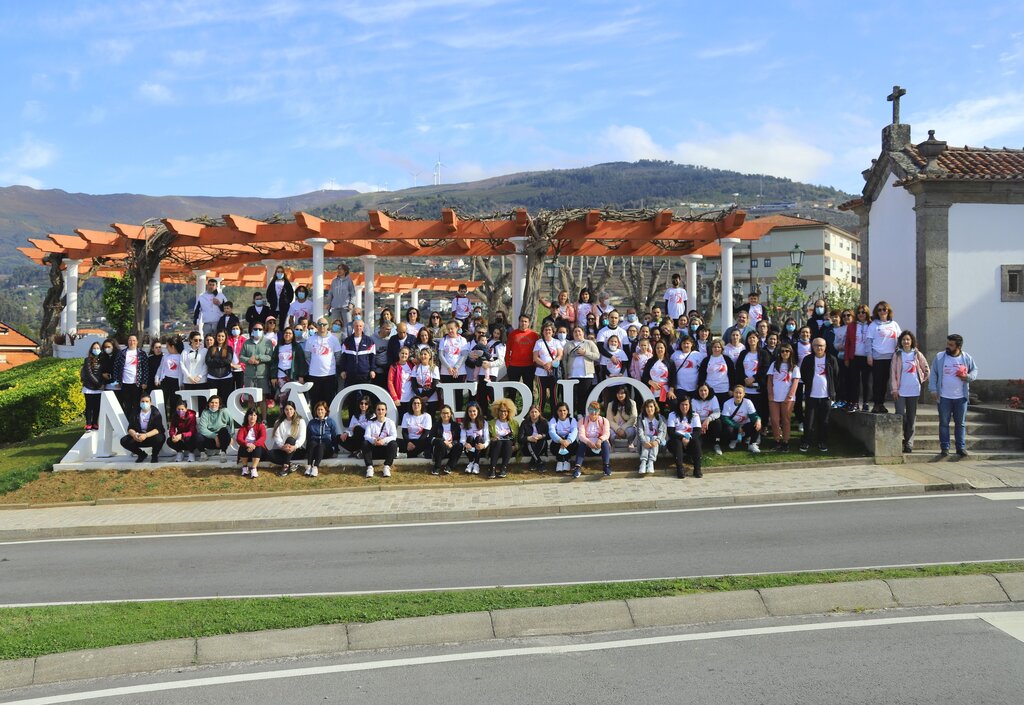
[92,38,134,63]
[0,134,57,188]
[600,124,833,183]
[695,40,765,60]
[914,92,1024,146]
[334,0,499,25]
[167,49,208,68]
[415,124,431,133]
[138,82,173,103]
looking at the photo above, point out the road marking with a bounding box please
[0,612,1004,705]
[976,492,1024,501]
[0,492,981,546]
[981,611,1024,643]
[4,558,1023,609]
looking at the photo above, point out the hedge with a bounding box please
[0,358,85,440]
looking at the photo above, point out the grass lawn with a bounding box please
[0,423,83,495]
[1,561,1019,661]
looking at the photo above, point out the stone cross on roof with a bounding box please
[887,85,907,125]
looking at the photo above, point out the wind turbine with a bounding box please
[433,154,445,186]
[411,170,423,187]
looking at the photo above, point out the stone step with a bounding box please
[903,450,1024,462]
[903,420,1006,434]
[911,435,1023,451]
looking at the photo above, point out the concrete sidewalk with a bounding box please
[2,572,1021,690]
[1,458,1023,540]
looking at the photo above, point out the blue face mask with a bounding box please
[251,330,263,339]
[626,314,638,323]
[815,306,825,316]
[296,330,305,339]
[331,324,342,333]
[822,320,832,327]
[91,348,101,356]
[354,315,362,322]
[276,272,284,280]
[231,328,241,337]
[254,299,264,307]
[297,292,306,300]
[785,324,796,333]
[690,324,699,331]
[140,402,150,412]
[601,319,609,327]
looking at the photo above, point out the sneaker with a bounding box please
[749,443,760,454]
[498,467,508,478]
[603,466,612,476]
[638,464,646,475]
[572,465,582,479]
[464,464,473,474]
[174,452,183,463]
[777,442,790,452]
[861,403,869,412]
[555,461,566,473]
[430,468,440,476]
[365,467,375,478]
[675,466,685,478]
[199,452,209,461]
[940,449,949,458]
[472,463,480,475]
[187,453,195,463]
[846,405,858,413]
[818,444,829,453]
[799,443,810,453]
[382,466,391,478]
[241,466,250,477]
[902,444,912,454]
[956,448,969,458]
[250,468,258,479]
[310,466,319,477]
[488,468,497,479]
[693,469,703,478]
[442,466,452,475]
[728,440,737,450]
[798,423,805,434]
[714,444,722,456]
[304,465,312,476]
[135,453,147,463]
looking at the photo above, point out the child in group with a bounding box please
[518,404,549,472]
[156,339,182,418]
[461,401,489,475]
[548,401,578,473]
[387,346,417,418]
[411,347,441,413]
[635,399,667,475]
[692,383,723,455]
[601,334,628,396]
[667,396,703,478]
[362,401,398,478]
[430,405,462,476]
[720,385,762,454]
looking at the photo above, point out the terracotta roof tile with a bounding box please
[0,351,40,372]
[898,145,1024,183]
[0,322,39,347]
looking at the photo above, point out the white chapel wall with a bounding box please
[948,202,1024,379]
[868,172,917,333]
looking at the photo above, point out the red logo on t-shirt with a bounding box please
[168,361,177,370]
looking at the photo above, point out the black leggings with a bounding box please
[721,420,761,446]
[537,375,558,416]
[306,440,335,467]
[849,356,871,406]
[403,434,431,458]
[668,432,703,475]
[489,438,514,469]
[700,418,722,447]
[362,440,397,466]
[237,445,266,463]
[270,446,300,466]
[342,426,366,453]
[571,377,593,418]
[521,438,547,464]
[431,439,463,470]
[167,435,198,453]
[84,393,101,427]
[871,358,892,407]
[198,428,231,453]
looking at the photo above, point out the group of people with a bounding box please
[81,264,980,478]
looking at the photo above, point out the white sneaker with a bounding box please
[714,444,722,455]
[250,468,259,478]
[472,463,480,475]
[638,465,645,475]
[199,452,208,461]
[728,440,737,450]
[310,466,318,477]
[365,467,374,478]
[219,449,227,457]
[186,453,195,463]
[241,466,250,477]
[749,443,761,454]
[464,462,473,473]
[304,465,312,476]
[174,452,183,462]
[799,423,805,433]
[382,466,391,477]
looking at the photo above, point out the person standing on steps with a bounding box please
[890,331,930,454]
[928,333,978,458]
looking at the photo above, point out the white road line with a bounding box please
[4,558,1023,609]
[0,612,1000,705]
[0,492,981,546]
[976,492,1024,501]
[981,611,1024,643]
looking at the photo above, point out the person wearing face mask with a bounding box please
[119,395,165,463]
[287,286,313,328]
[807,298,830,340]
[596,310,628,373]
[98,338,119,390]
[780,317,799,347]
[265,265,294,324]
[166,400,199,463]
[241,323,274,422]
[114,334,149,415]
[245,292,271,329]
[329,263,357,332]
[215,301,240,334]
[155,339,182,417]
[80,343,105,430]
[180,331,209,414]
[226,323,247,390]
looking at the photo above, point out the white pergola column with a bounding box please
[59,293,68,335]
[510,236,528,320]
[194,269,209,302]
[718,238,741,334]
[361,255,377,322]
[394,292,403,317]
[148,262,162,337]
[65,259,80,336]
[681,254,702,318]
[263,259,275,286]
[410,288,420,311]
[306,238,328,321]
[355,285,365,312]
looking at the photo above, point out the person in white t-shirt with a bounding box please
[286,286,314,328]
[672,336,705,398]
[889,331,930,454]
[865,300,902,414]
[766,343,800,452]
[362,402,398,478]
[663,273,688,323]
[533,323,564,416]
[401,396,433,458]
[304,318,343,407]
[798,338,838,453]
[928,333,978,458]
[451,284,473,323]
[720,385,762,453]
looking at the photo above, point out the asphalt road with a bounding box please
[1,493,1022,606]
[3,608,1023,704]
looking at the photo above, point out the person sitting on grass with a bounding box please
[236,408,267,479]
[720,384,762,454]
[572,400,612,479]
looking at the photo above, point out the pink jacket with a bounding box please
[577,414,610,444]
[889,349,930,396]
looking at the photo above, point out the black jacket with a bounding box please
[266,278,294,321]
[697,354,736,392]
[518,417,549,444]
[127,407,166,436]
[430,420,463,445]
[387,334,417,366]
[215,313,241,334]
[735,348,772,394]
[799,353,840,401]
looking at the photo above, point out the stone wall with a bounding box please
[830,411,904,464]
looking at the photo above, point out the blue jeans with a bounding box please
[576,440,611,468]
[937,396,968,451]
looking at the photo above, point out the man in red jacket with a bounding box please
[505,314,539,393]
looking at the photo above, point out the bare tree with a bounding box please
[472,256,511,316]
[124,221,177,337]
[622,256,669,312]
[38,253,65,355]
[556,256,614,298]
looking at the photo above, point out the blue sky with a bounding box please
[1,1,1022,198]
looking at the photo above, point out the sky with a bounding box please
[1,1,1022,198]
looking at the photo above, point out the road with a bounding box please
[3,607,1023,704]
[1,492,1021,606]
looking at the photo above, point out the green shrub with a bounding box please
[0,358,85,440]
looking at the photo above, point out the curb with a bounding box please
[2,573,1020,690]
[0,478,969,541]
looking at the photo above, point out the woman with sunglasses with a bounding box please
[341,394,375,456]
[844,304,872,412]
[866,301,902,413]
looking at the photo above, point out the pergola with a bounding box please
[19,207,773,336]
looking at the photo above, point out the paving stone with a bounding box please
[760,580,896,616]
[886,575,1010,607]
[32,639,195,685]
[348,612,493,650]
[196,625,348,664]
[0,658,34,690]
[491,601,634,637]
[626,591,768,627]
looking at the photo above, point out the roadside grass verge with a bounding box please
[1,561,1019,661]
[0,422,865,504]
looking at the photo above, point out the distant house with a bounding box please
[0,322,40,372]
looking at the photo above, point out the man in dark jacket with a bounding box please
[799,337,839,453]
[341,319,376,415]
[119,395,166,463]
[387,322,417,366]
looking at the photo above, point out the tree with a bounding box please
[827,278,862,312]
[622,256,669,312]
[38,253,65,355]
[471,256,511,316]
[768,264,805,324]
[102,274,135,338]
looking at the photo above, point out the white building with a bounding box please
[842,89,1024,380]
